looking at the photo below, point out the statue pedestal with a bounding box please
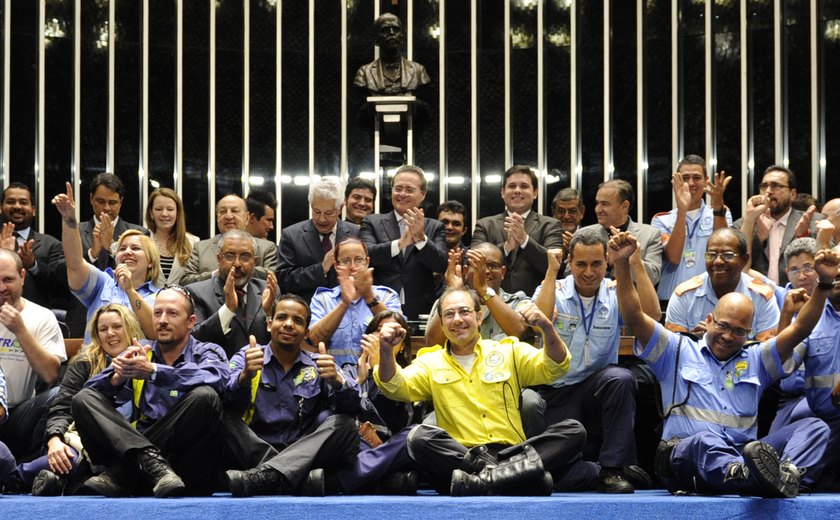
[367,95,416,175]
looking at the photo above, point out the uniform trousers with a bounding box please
[0,387,58,463]
[71,385,223,495]
[665,417,829,493]
[334,426,415,493]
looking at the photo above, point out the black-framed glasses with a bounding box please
[159,284,195,315]
[554,207,581,216]
[758,182,789,192]
[704,251,740,262]
[710,314,751,338]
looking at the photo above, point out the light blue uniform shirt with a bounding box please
[792,302,840,420]
[638,322,788,445]
[310,285,402,366]
[533,275,621,387]
[665,272,780,340]
[652,202,732,299]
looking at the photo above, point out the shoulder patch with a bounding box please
[747,278,774,301]
[674,276,703,296]
[605,279,617,289]
[652,211,671,218]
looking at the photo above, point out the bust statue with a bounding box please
[354,13,431,96]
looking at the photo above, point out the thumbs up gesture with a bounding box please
[238,335,264,388]
[316,342,345,389]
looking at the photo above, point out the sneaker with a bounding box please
[597,467,635,494]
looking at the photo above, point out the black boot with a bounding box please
[135,448,186,498]
[654,438,680,480]
[32,470,66,496]
[376,471,419,495]
[297,468,325,496]
[450,444,546,496]
[226,466,285,497]
[724,441,799,498]
[624,465,653,490]
[461,445,498,473]
[77,465,133,497]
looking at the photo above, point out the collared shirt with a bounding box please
[503,210,531,251]
[85,336,229,432]
[532,275,622,387]
[637,322,788,446]
[72,264,161,343]
[652,201,733,299]
[791,302,840,420]
[374,336,570,447]
[390,213,428,257]
[427,288,531,343]
[665,272,780,341]
[310,285,402,366]
[225,344,361,449]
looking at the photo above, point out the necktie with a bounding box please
[767,220,784,284]
[12,232,21,251]
[235,288,247,321]
[321,233,332,255]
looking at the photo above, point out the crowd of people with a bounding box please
[0,158,839,499]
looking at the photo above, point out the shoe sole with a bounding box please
[742,441,798,498]
[32,471,64,497]
[153,475,187,498]
[225,470,250,498]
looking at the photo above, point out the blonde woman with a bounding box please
[145,188,199,285]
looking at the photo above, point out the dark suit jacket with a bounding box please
[360,211,448,320]
[277,219,360,304]
[187,276,270,358]
[79,218,150,271]
[21,230,70,310]
[734,208,825,286]
[180,235,279,286]
[354,57,431,95]
[472,211,564,297]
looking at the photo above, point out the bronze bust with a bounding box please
[354,13,431,96]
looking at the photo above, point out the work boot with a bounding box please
[597,467,635,494]
[297,468,325,496]
[32,469,65,496]
[654,438,680,480]
[135,448,186,498]
[377,471,419,495]
[624,465,653,490]
[461,445,498,473]
[741,441,799,498]
[450,444,546,496]
[226,466,285,497]
[77,466,133,497]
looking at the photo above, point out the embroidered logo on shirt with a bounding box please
[735,361,749,379]
[485,351,505,368]
[294,366,317,386]
[482,370,510,383]
[597,307,610,320]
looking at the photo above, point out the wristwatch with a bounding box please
[366,297,380,308]
[148,363,158,383]
[482,287,496,302]
[712,207,727,217]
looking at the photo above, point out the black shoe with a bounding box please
[597,467,635,494]
[135,448,186,498]
[624,465,653,490]
[451,444,546,496]
[226,466,284,497]
[462,445,498,474]
[77,468,132,497]
[740,441,799,498]
[32,470,66,496]
[297,469,325,496]
[1,471,28,494]
[377,471,419,495]
[654,439,680,480]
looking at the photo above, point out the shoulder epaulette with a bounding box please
[674,276,703,296]
[652,211,671,218]
[606,279,617,289]
[747,277,774,301]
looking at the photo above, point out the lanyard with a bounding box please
[685,210,703,241]
[577,295,597,365]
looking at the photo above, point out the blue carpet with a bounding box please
[1,490,839,519]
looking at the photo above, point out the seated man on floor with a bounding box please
[71,286,229,497]
[375,288,592,496]
[612,229,837,498]
[222,294,361,497]
[532,228,661,493]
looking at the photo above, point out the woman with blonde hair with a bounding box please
[145,187,199,285]
[11,304,145,495]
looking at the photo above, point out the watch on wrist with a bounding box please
[817,280,835,291]
[366,297,380,308]
[148,363,158,383]
[712,207,727,217]
[482,287,496,302]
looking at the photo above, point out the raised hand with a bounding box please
[114,263,134,292]
[52,182,77,219]
[466,248,488,294]
[781,287,810,317]
[444,248,465,289]
[518,301,552,332]
[608,228,639,261]
[238,335,264,387]
[706,170,732,210]
[316,342,344,388]
[815,248,840,283]
[672,172,692,212]
[793,205,817,239]
[223,266,239,312]
[546,248,564,276]
[18,239,36,269]
[0,222,16,251]
[378,321,406,353]
[261,271,279,316]
[503,212,527,250]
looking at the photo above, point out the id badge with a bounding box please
[684,248,696,268]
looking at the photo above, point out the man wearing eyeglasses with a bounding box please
[735,165,824,286]
[665,228,780,341]
[651,155,732,300]
[552,187,586,252]
[614,230,838,498]
[187,230,277,358]
[277,178,361,305]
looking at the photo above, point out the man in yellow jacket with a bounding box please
[374,287,590,495]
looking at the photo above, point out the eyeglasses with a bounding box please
[159,284,195,314]
[554,207,580,216]
[392,185,420,195]
[710,314,751,338]
[787,265,815,278]
[704,251,740,262]
[485,262,504,271]
[220,252,254,263]
[337,256,367,267]
[441,307,476,320]
[758,182,789,192]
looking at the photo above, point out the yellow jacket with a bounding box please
[374,336,570,446]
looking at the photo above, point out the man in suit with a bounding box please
[344,177,376,226]
[187,229,277,358]
[245,190,278,241]
[735,165,823,286]
[360,164,448,320]
[277,178,360,304]
[576,179,663,285]
[180,194,278,286]
[0,183,67,311]
[552,187,585,252]
[80,172,149,271]
[472,165,564,297]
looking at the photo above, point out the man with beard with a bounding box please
[552,188,585,253]
[71,286,229,497]
[187,230,277,358]
[665,228,779,341]
[735,165,823,286]
[437,201,468,252]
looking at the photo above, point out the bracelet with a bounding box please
[817,280,835,291]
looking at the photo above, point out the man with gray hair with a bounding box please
[187,230,277,358]
[277,178,360,304]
